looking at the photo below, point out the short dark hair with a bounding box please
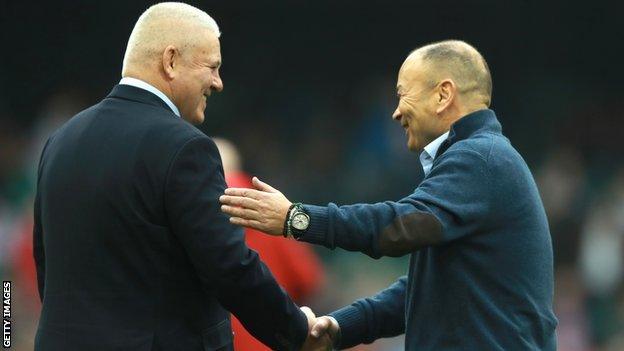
[414,40,492,106]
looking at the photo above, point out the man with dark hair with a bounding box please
[220,40,558,350]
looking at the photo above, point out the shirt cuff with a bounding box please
[300,204,329,245]
[329,305,368,349]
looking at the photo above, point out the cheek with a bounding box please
[397,102,411,120]
[402,104,418,124]
[402,99,420,116]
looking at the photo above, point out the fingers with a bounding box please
[252,176,279,193]
[311,316,339,339]
[228,217,264,230]
[300,306,316,320]
[301,306,317,332]
[220,205,260,220]
[219,195,259,209]
[220,180,291,236]
[223,187,262,199]
[301,311,336,351]
[310,317,330,338]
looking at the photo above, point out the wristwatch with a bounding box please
[284,203,310,239]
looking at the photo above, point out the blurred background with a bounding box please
[1,0,623,350]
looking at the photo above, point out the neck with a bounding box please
[443,102,488,130]
[122,70,173,101]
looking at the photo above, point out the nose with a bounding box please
[392,107,401,121]
[212,72,223,92]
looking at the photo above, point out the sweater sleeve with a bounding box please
[329,276,407,349]
[300,150,490,258]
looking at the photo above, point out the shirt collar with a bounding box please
[423,131,450,160]
[419,131,449,176]
[119,77,181,117]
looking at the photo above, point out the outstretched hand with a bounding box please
[219,177,292,235]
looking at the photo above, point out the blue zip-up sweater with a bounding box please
[300,109,558,350]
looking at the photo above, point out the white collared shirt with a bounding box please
[119,77,181,117]
[419,131,450,177]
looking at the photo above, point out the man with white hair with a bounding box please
[33,3,323,350]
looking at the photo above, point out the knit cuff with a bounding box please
[300,204,329,245]
[329,305,368,349]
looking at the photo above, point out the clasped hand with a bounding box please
[300,306,340,351]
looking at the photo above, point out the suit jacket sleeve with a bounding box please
[33,180,45,302]
[165,136,308,351]
[299,150,490,258]
[33,137,53,303]
[329,276,407,349]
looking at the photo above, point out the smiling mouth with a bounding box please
[401,123,409,136]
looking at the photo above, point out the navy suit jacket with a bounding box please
[33,84,308,351]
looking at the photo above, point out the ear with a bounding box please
[162,45,179,80]
[435,79,456,114]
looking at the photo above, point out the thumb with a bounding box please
[252,176,278,193]
[300,306,315,319]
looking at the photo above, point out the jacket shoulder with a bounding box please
[104,96,211,149]
[445,133,492,161]
[446,130,513,163]
[49,97,217,173]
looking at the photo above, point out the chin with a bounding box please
[406,137,419,152]
[193,107,206,124]
[184,112,205,125]
[193,114,205,124]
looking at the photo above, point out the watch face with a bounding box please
[292,212,310,230]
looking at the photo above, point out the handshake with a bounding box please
[300,307,340,351]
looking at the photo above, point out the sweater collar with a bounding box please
[435,109,502,158]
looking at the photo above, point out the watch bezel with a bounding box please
[291,211,310,230]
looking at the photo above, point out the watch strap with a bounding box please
[282,203,298,238]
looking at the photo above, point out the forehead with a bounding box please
[397,57,426,91]
[192,29,221,61]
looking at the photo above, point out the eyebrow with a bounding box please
[207,59,221,68]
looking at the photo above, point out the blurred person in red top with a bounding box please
[214,138,326,350]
